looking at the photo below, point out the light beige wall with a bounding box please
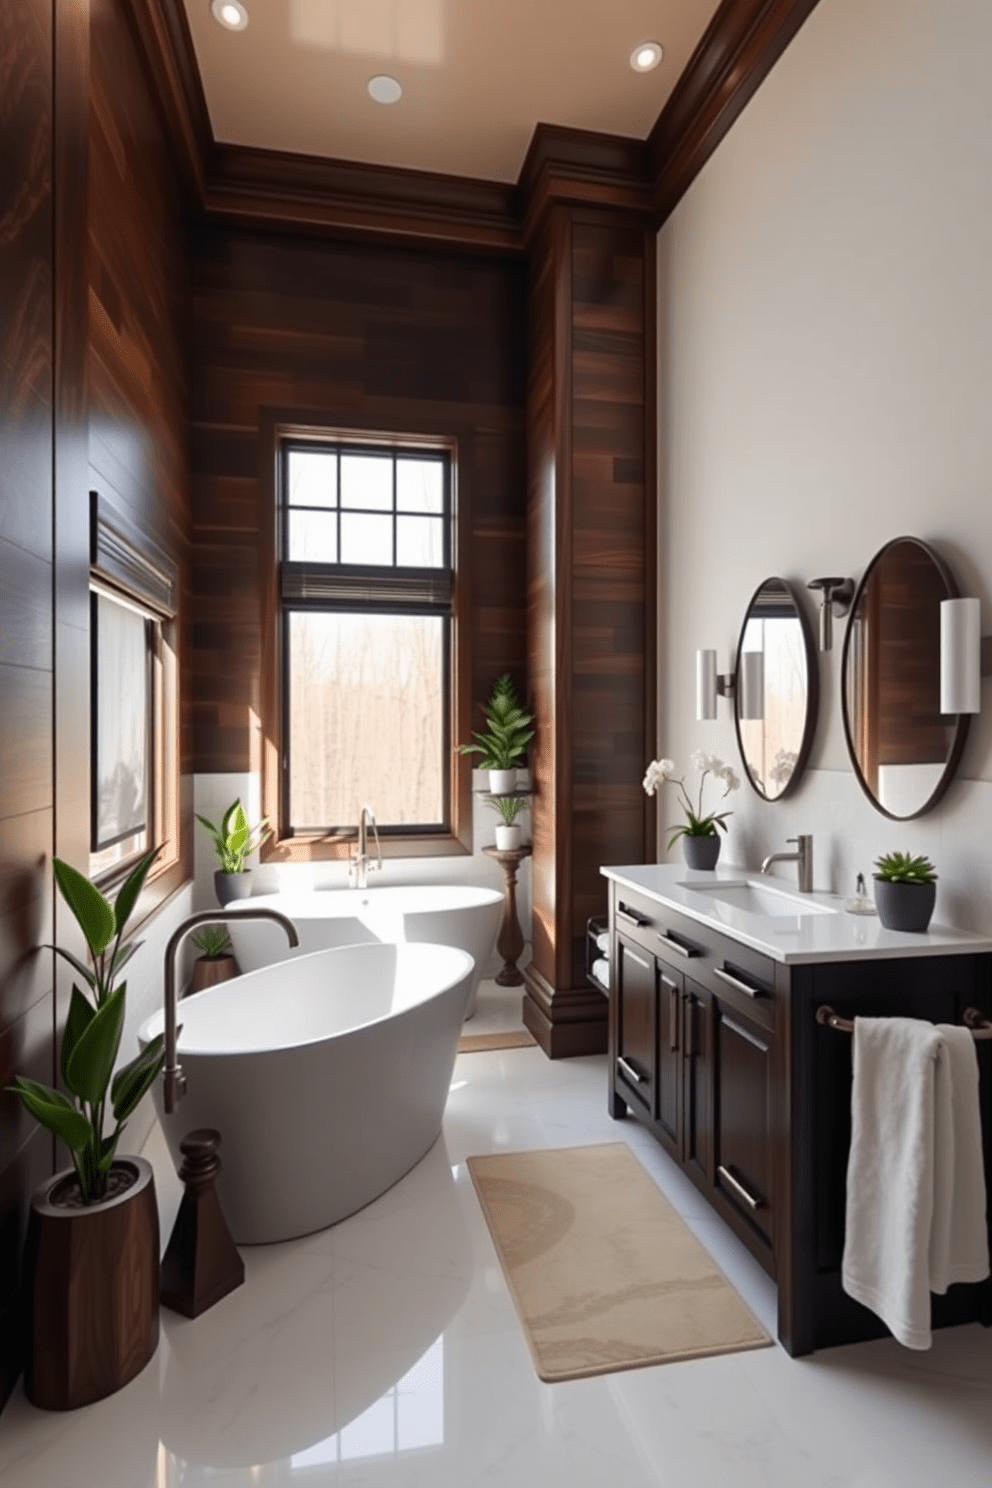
[658,0,992,929]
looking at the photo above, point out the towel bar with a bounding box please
[816,1004,992,1039]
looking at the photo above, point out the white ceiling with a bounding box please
[182,0,723,182]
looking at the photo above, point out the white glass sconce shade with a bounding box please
[740,651,765,721]
[941,598,981,714]
[697,649,717,720]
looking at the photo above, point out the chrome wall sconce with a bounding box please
[940,597,992,714]
[696,649,735,720]
[806,576,854,651]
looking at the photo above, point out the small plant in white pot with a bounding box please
[873,851,938,932]
[489,794,527,851]
[457,674,534,793]
[196,798,271,906]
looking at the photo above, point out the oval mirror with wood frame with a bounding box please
[841,535,969,820]
[734,577,818,801]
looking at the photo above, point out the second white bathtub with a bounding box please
[226,883,502,1018]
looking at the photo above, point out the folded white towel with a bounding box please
[591,957,610,989]
[841,1016,990,1350]
[595,931,610,955]
[930,1024,990,1293]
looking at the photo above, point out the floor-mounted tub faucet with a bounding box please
[162,908,300,1114]
[349,804,382,889]
[760,834,814,893]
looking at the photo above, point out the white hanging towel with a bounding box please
[841,1016,990,1350]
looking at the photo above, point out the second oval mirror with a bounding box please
[734,577,818,800]
[841,536,969,820]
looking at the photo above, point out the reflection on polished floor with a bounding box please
[2,978,992,1486]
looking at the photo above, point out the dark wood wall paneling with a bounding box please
[1,0,194,1410]
[521,206,657,1058]
[0,0,55,1411]
[87,0,193,915]
[190,226,528,791]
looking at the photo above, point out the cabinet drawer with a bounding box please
[613,890,709,968]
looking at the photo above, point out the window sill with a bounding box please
[263,831,472,864]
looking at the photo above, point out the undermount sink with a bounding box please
[676,879,838,918]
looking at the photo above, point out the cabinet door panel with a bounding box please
[656,965,681,1153]
[615,936,655,1112]
[714,1003,774,1244]
[682,979,711,1183]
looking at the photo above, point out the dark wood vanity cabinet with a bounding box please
[606,878,992,1355]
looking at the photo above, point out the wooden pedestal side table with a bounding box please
[482,844,532,986]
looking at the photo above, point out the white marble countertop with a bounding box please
[600,862,992,965]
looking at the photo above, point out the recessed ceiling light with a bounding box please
[630,41,663,73]
[368,74,403,105]
[211,0,248,31]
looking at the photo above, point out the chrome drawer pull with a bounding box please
[718,1164,763,1212]
[618,1056,647,1086]
[714,966,765,1000]
[657,931,697,959]
[617,905,650,929]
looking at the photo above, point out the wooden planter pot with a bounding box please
[191,952,239,994]
[23,1157,160,1410]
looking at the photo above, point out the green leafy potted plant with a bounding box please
[196,798,272,906]
[190,924,239,993]
[643,751,740,870]
[7,848,165,1409]
[873,851,938,932]
[488,794,527,851]
[458,674,534,792]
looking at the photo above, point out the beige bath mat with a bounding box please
[458,1028,537,1053]
[467,1142,771,1381]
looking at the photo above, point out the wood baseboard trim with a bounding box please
[523,964,608,1059]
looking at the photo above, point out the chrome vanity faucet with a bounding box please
[349,804,383,889]
[760,834,814,893]
[161,908,300,1114]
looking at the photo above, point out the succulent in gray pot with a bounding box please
[196,798,272,906]
[6,848,166,1409]
[873,851,938,933]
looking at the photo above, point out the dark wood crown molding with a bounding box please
[126,0,212,200]
[125,0,824,249]
[203,142,522,254]
[517,124,652,242]
[649,0,823,225]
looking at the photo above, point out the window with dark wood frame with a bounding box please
[263,429,471,861]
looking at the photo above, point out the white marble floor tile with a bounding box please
[3,1027,992,1488]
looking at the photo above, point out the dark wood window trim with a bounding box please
[260,412,473,863]
[89,490,182,897]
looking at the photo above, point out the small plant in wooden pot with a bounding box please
[190,924,239,993]
[6,848,166,1410]
[457,674,534,793]
[489,794,527,851]
[873,851,938,933]
[196,798,271,907]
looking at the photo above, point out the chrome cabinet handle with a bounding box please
[718,1164,763,1212]
[657,931,698,959]
[684,996,695,1059]
[618,1056,647,1086]
[713,966,766,1000]
[617,905,650,929]
[669,983,679,1053]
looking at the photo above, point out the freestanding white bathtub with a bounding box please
[139,941,474,1243]
[225,884,502,1019]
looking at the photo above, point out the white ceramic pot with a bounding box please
[495,824,522,851]
[489,769,517,794]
